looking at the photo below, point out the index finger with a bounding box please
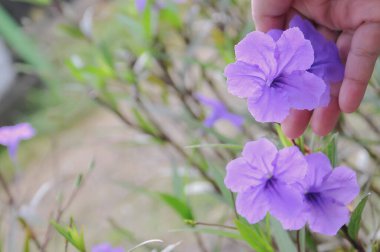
[339,23,380,113]
[251,0,293,31]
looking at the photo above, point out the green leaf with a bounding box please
[0,6,57,93]
[12,0,52,5]
[323,133,338,167]
[305,229,318,252]
[348,194,370,240]
[171,165,185,201]
[160,7,182,28]
[235,219,274,252]
[270,218,296,252]
[132,108,159,136]
[51,221,87,252]
[157,193,194,221]
[58,24,86,39]
[274,124,293,147]
[22,235,30,252]
[172,227,242,240]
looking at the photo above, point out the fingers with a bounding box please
[311,84,341,136]
[281,110,312,139]
[339,23,380,113]
[328,0,380,30]
[251,0,293,31]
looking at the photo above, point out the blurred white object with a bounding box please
[185,181,213,195]
[79,7,94,39]
[161,241,182,252]
[0,38,16,100]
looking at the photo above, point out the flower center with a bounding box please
[305,192,321,203]
[264,177,277,189]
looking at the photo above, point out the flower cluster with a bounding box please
[225,139,359,235]
[224,15,343,123]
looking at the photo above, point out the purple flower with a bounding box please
[224,138,307,224]
[92,243,124,252]
[268,15,344,106]
[196,94,244,128]
[224,27,327,123]
[282,153,359,235]
[135,0,184,13]
[135,0,148,12]
[0,123,35,160]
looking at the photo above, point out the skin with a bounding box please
[252,0,380,138]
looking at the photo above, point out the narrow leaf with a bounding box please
[157,193,194,221]
[235,219,273,252]
[270,218,296,252]
[348,194,370,240]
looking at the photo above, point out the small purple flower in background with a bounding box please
[282,153,359,235]
[196,94,244,129]
[269,15,344,106]
[135,0,148,12]
[0,123,35,160]
[92,243,124,252]
[225,27,327,123]
[135,0,185,13]
[224,138,307,224]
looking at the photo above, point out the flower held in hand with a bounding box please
[225,27,327,123]
[268,15,344,106]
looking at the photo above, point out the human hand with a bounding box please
[251,0,380,138]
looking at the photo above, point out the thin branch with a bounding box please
[340,225,365,252]
[0,172,14,206]
[190,221,237,230]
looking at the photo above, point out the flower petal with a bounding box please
[303,153,332,189]
[280,211,308,231]
[289,15,344,83]
[203,112,219,128]
[273,146,307,184]
[247,86,290,123]
[276,71,327,110]
[319,166,360,204]
[224,157,265,192]
[236,185,270,224]
[275,27,314,74]
[266,181,304,222]
[223,113,244,128]
[267,29,283,41]
[307,197,349,235]
[242,138,278,175]
[235,31,276,77]
[224,61,266,98]
[135,0,147,12]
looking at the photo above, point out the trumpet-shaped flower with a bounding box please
[0,123,35,160]
[282,153,359,235]
[196,94,244,128]
[268,15,344,106]
[92,243,124,252]
[224,138,307,224]
[225,27,327,123]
